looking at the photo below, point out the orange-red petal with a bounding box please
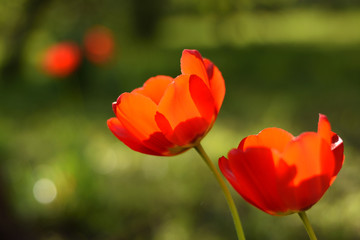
[107,117,162,155]
[114,92,159,139]
[283,132,335,186]
[330,133,345,183]
[280,132,335,210]
[132,75,173,105]
[157,75,200,127]
[189,74,217,124]
[317,114,332,145]
[239,128,294,153]
[226,148,289,215]
[180,50,225,113]
[317,114,345,183]
[156,75,210,146]
[113,92,174,155]
[220,114,344,216]
[219,155,267,212]
[203,58,225,112]
[157,114,208,146]
[180,49,209,87]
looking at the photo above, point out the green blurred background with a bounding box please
[1,0,360,239]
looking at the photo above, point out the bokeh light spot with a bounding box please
[33,178,57,204]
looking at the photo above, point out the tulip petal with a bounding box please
[155,113,209,147]
[157,75,200,127]
[239,128,293,153]
[180,49,209,87]
[156,75,209,146]
[203,58,225,112]
[219,155,265,211]
[113,92,174,155]
[219,156,237,185]
[180,50,225,113]
[317,114,332,145]
[281,132,335,210]
[317,114,345,183]
[285,174,332,212]
[132,75,173,105]
[283,132,335,185]
[330,133,345,183]
[189,74,217,123]
[227,148,288,215]
[114,92,159,138]
[107,118,161,155]
[220,115,344,216]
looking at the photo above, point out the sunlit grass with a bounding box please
[158,9,360,48]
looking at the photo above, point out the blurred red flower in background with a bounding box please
[84,26,115,65]
[219,114,344,216]
[41,42,81,77]
[107,49,225,156]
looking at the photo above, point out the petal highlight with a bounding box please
[114,92,174,154]
[317,114,332,145]
[180,49,209,87]
[239,128,293,153]
[114,92,159,140]
[157,74,201,127]
[132,75,173,105]
[330,133,345,183]
[203,58,225,112]
[283,132,335,186]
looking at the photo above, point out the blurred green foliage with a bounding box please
[1,0,360,239]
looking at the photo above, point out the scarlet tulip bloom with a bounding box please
[219,114,344,216]
[107,49,225,156]
[84,26,115,65]
[42,42,81,77]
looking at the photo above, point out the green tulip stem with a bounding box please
[194,143,246,240]
[298,211,318,240]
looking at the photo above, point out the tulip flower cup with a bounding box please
[219,114,344,240]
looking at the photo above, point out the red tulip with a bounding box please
[107,49,225,156]
[219,114,344,216]
[84,26,115,65]
[42,42,81,77]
